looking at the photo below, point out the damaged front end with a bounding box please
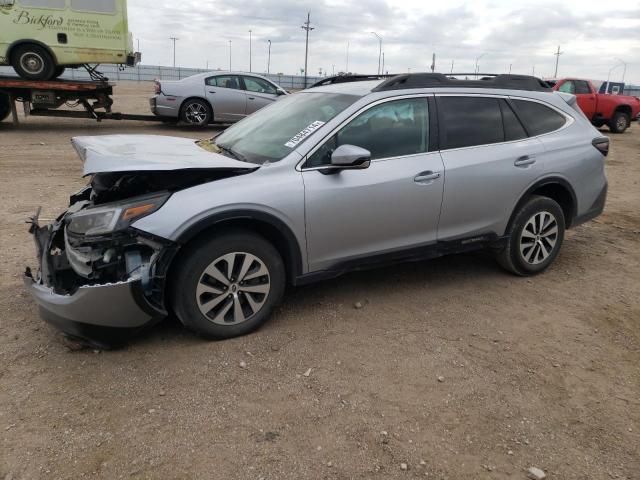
[23,180,184,347]
[24,135,259,346]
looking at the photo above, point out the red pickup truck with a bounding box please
[551,78,640,133]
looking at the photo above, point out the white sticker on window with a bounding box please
[284,121,325,148]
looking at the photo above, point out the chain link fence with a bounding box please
[0,64,323,90]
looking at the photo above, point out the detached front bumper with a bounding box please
[24,274,160,346]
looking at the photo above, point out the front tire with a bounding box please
[608,111,629,134]
[170,231,285,339]
[496,195,565,276]
[11,44,56,81]
[180,98,212,126]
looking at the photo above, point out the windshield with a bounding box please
[214,92,359,164]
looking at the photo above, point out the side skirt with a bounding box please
[293,233,507,286]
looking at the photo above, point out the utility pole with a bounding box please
[249,30,252,72]
[228,40,232,71]
[553,45,563,78]
[301,12,314,88]
[169,37,178,67]
[430,53,436,72]
[371,32,382,75]
[382,52,385,74]
[267,39,271,74]
[532,66,535,76]
[509,63,512,74]
[345,41,350,73]
[450,59,454,74]
[332,64,335,75]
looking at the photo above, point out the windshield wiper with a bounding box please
[216,144,247,162]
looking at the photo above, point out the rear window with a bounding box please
[439,96,504,149]
[511,100,567,136]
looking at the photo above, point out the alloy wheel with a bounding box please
[195,252,271,325]
[519,211,558,265]
[184,103,208,124]
[616,116,627,131]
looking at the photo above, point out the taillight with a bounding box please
[154,80,161,94]
[592,137,609,157]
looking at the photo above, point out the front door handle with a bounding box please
[514,155,536,167]
[208,91,216,94]
[414,171,441,183]
[248,96,255,100]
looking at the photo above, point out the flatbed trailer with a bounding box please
[0,77,162,125]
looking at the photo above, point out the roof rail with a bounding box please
[372,73,552,92]
[308,74,394,88]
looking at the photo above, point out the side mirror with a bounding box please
[330,144,371,169]
[276,88,287,96]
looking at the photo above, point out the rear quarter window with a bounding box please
[511,99,567,136]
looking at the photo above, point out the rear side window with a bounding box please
[439,96,503,149]
[573,80,591,94]
[499,100,527,141]
[511,100,567,136]
[207,75,241,90]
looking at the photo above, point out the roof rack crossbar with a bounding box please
[372,73,551,92]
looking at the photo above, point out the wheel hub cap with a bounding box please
[195,252,270,325]
[519,211,558,265]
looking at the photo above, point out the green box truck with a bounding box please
[0,0,139,80]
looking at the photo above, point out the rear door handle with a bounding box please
[208,91,215,93]
[248,96,255,100]
[414,171,441,183]
[514,155,536,167]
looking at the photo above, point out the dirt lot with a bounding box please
[1,81,639,479]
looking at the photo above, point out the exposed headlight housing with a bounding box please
[67,193,169,236]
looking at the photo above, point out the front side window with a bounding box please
[557,81,575,94]
[71,0,116,13]
[306,98,429,168]
[439,96,504,149]
[244,77,277,95]
[207,75,241,90]
[214,92,358,164]
[511,99,567,136]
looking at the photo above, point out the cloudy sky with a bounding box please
[128,0,640,84]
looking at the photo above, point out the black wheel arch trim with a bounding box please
[174,209,304,282]
[509,177,579,231]
[8,39,58,64]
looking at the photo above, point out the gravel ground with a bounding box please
[1,81,639,479]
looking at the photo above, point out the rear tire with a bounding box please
[11,44,56,81]
[496,195,565,276]
[170,230,285,339]
[0,94,10,122]
[180,98,212,126]
[608,111,629,134]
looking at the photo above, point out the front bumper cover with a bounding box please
[24,274,160,346]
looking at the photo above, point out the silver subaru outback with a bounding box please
[24,73,608,346]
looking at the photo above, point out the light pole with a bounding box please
[371,32,382,75]
[605,59,625,94]
[267,40,271,74]
[615,57,628,83]
[301,12,314,88]
[450,59,454,74]
[249,30,252,72]
[382,52,385,74]
[509,63,512,74]
[345,41,350,73]
[474,53,485,78]
[169,37,178,67]
[228,40,232,71]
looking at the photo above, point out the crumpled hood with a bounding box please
[71,135,255,175]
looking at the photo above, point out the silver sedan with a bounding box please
[150,71,288,125]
